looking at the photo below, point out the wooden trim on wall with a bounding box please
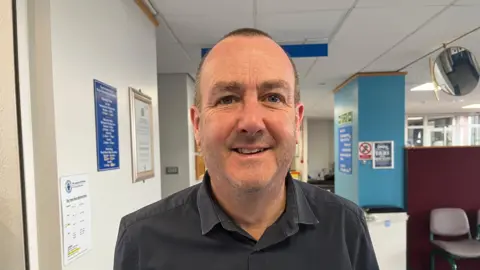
[134,0,159,27]
[405,145,480,150]
[332,71,408,93]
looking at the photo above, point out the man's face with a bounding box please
[191,35,304,191]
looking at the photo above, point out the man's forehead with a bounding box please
[201,36,294,82]
[205,35,287,62]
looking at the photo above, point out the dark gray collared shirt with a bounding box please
[114,173,379,270]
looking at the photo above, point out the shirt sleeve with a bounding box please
[113,217,139,270]
[351,214,380,270]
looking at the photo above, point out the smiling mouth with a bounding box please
[232,148,270,155]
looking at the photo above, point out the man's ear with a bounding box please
[295,103,305,144]
[190,105,201,149]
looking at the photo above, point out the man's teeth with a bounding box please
[236,148,265,154]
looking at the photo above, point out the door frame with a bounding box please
[0,0,30,269]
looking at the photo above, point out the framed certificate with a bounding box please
[129,87,155,182]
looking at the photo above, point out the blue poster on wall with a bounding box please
[94,79,120,171]
[338,112,353,174]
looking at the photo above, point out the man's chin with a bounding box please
[226,174,274,192]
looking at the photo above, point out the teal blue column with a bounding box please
[334,73,406,209]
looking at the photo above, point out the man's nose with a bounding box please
[236,98,266,136]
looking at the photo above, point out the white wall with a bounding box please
[0,1,27,269]
[301,117,309,181]
[158,74,195,197]
[290,118,309,181]
[307,118,334,178]
[187,78,197,187]
[17,0,40,268]
[26,0,161,269]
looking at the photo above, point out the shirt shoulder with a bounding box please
[294,182,380,270]
[119,184,200,232]
[294,180,365,225]
[114,184,201,270]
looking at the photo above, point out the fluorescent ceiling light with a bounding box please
[410,82,435,91]
[408,117,422,120]
[462,104,480,109]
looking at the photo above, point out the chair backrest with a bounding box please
[430,208,470,237]
[478,209,480,225]
[477,209,480,240]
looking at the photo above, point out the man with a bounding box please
[114,28,379,270]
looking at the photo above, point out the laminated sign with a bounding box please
[358,142,373,160]
[373,141,394,169]
[338,112,353,174]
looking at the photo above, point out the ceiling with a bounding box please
[152,0,480,118]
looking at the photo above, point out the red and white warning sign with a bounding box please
[358,142,373,160]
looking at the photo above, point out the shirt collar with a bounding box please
[196,172,220,235]
[196,172,319,236]
[290,174,320,226]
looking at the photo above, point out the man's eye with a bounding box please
[218,96,237,105]
[265,94,282,103]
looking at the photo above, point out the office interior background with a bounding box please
[2,0,480,270]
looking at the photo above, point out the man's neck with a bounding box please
[210,175,287,240]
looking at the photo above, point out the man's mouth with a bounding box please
[232,148,270,154]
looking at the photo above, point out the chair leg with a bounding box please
[430,251,435,270]
[446,257,457,270]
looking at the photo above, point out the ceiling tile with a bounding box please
[156,22,199,74]
[304,57,352,84]
[404,58,431,86]
[455,0,480,5]
[164,14,254,45]
[293,58,316,78]
[156,38,194,73]
[449,26,480,57]
[257,10,346,42]
[256,0,354,14]
[304,5,445,87]
[155,21,182,45]
[152,0,253,16]
[357,0,453,7]
[366,6,480,72]
[405,90,476,115]
[183,44,203,64]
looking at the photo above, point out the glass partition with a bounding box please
[469,115,480,145]
[407,128,424,147]
[406,115,480,147]
[470,126,480,145]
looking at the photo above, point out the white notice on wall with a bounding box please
[60,174,92,265]
[134,98,153,173]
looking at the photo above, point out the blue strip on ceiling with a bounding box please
[201,43,328,58]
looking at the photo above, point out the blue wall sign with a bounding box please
[201,43,328,58]
[94,79,120,171]
[373,141,394,169]
[338,112,353,175]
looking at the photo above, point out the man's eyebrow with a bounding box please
[211,81,245,95]
[257,80,291,92]
[209,80,291,98]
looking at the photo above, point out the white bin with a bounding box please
[366,212,409,270]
